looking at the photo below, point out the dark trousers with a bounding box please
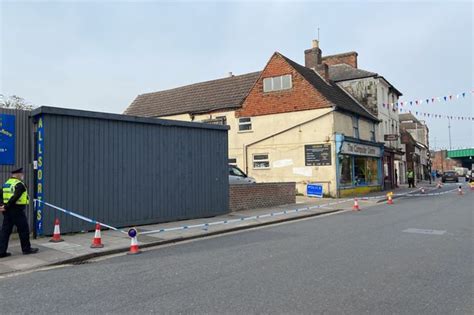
[408,178,415,188]
[0,208,32,254]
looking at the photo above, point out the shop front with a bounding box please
[383,147,405,189]
[336,135,384,197]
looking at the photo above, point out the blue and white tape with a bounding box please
[35,184,464,237]
[35,199,127,234]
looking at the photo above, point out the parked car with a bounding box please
[229,165,256,184]
[441,171,459,183]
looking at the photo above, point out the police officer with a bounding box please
[0,168,38,258]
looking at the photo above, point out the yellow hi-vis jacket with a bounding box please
[2,178,29,205]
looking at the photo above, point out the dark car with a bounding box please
[441,171,459,183]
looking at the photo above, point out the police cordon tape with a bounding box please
[34,183,466,238]
[34,200,127,235]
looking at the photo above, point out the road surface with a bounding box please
[1,187,472,314]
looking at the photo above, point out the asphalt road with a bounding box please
[1,187,472,314]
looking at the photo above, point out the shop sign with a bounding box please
[0,114,15,165]
[384,134,399,141]
[341,142,381,157]
[35,116,44,236]
[305,144,331,166]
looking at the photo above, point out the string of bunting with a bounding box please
[382,89,473,110]
[398,107,473,120]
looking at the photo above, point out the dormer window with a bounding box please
[263,74,292,92]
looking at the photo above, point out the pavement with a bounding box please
[0,182,471,314]
[0,181,459,276]
[0,196,354,276]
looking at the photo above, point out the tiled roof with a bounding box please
[125,53,379,121]
[328,64,377,81]
[279,54,379,121]
[124,72,261,117]
[329,64,402,96]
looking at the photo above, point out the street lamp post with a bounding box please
[448,118,452,150]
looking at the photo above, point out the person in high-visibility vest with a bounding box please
[407,169,415,188]
[0,168,38,258]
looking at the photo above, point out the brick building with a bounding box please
[125,41,386,197]
[400,113,430,180]
[431,150,462,172]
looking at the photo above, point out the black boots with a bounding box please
[23,248,39,255]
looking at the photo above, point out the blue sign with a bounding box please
[0,114,15,165]
[307,184,323,198]
[35,116,44,235]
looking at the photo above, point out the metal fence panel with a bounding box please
[0,108,33,227]
[32,107,229,235]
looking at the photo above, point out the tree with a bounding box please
[0,94,35,110]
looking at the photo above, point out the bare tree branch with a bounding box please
[0,94,36,110]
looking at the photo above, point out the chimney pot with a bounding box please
[228,72,234,77]
[312,39,319,48]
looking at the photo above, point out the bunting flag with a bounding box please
[398,108,474,120]
[382,89,473,110]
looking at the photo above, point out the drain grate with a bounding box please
[71,260,92,265]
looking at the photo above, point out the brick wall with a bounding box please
[322,52,358,68]
[229,182,296,212]
[432,150,461,172]
[236,53,332,117]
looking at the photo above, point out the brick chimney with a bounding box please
[322,52,358,68]
[315,63,329,81]
[304,39,322,69]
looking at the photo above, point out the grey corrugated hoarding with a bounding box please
[31,106,229,235]
[0,108,34,228]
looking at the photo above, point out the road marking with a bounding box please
[402,228,446,235]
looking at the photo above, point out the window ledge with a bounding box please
[263,88,293,94]
[238,130,254,134]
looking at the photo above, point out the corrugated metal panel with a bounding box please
[447,148,474,158]
[33,107,229,234]
[0,108,34,227]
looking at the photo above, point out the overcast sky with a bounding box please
[1,1,472,149]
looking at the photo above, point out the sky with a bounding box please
[1,0,472,150]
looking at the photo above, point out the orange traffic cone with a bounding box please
[437,182,442,189]
[90,223,104,248]
[387,193,394,205]
[49,218,64,242]
[352,198,360,211]
[127,236,140,255]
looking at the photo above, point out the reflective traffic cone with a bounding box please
[437,182,442,189]
[352,198,360,211]
[49,218,64,242]
[387,193,394,205]
[127,236,141,255]
[90,223,104,248]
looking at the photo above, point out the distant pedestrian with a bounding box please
[0,168,38,258]
[407,169,415,188]
[431,170,437,182]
